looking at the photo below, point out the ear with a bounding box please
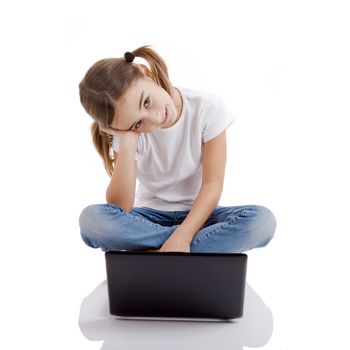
[138,64,153,78]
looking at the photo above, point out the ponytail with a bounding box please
[133,45,174,98]
[91,121,114,176]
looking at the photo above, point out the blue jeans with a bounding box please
[79,204,276,253]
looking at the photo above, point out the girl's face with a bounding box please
[110,77,179,134]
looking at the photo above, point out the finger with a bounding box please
[99,126,118,136]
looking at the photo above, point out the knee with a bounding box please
[251,205,276,247]
[79,204,122,249]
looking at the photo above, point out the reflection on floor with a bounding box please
[79,281,273,350]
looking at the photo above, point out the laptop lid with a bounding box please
[105,251,247,320]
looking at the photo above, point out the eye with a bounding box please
[144,96,150,109]
[134,120,143,129]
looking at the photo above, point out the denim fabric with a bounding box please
[79,204,276,253]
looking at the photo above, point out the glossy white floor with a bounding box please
[1,1,349,349]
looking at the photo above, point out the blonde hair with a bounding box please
[79,45,173,176]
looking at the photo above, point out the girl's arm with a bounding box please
[160,130,227,251]
[106,131,140,212]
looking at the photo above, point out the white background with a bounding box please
[1,0,349,349]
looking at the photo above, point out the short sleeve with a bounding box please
[202,98,236,143]
[112,134,142,160]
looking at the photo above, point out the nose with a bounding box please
[150,111,163,127]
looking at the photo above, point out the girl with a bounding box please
[78,45,276,253]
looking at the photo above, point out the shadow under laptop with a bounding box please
[79,280,273,350]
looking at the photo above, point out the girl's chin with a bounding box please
[161,109,171,128]
[167,107,177,126]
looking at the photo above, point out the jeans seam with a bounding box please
[124,211,165,230]
[110,204,177,227]
[107,204,166,230]
[191,209,247,246]
[133,212,173,227]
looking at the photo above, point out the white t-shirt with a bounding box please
[112,87,236,211]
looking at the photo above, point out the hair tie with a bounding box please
[124,51,135,63]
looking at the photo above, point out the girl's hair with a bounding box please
[79,45,173,176]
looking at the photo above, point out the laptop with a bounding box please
[105,251,247,321]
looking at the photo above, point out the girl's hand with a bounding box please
[100,127,140,149]
[100,126,140,141]
[99,126,118,136]
[159,229,191,253]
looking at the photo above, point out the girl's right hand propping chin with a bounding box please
[118,130,140,144]
[100,126,140,151]
[118,130,141,152]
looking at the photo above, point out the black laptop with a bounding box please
[105,251,247,321]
